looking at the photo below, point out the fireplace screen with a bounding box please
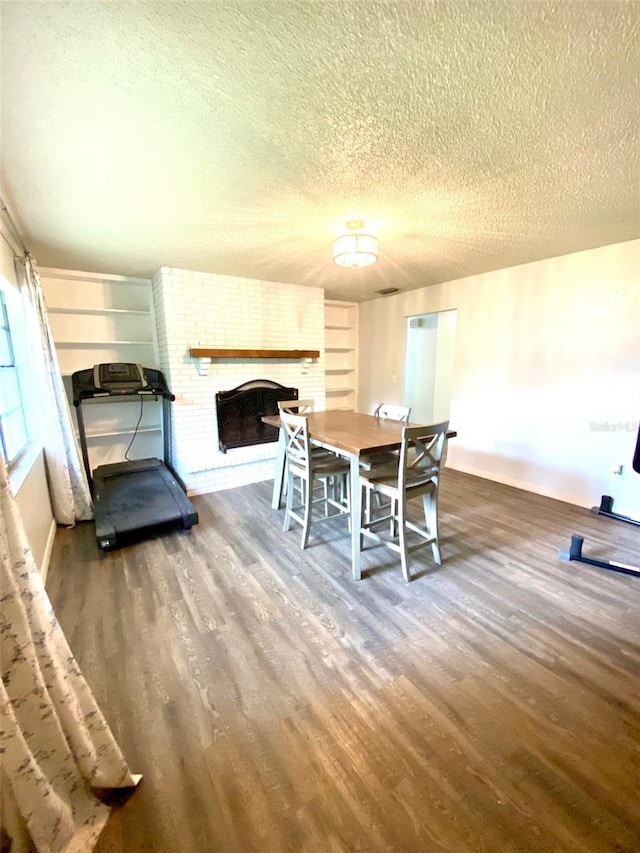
[216,379,298,453]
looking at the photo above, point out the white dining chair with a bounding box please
[278,399,315,415]
[277,399,341,504]
[281,412,351,549]
[278,399,337,460]
[359,403,412,472]
[359,421,449,581]
[372,402,411,422]
[360,402,412,515]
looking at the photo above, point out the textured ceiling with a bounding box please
[1,1,638,302]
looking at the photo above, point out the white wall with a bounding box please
[359,240,640,516]
[152,267,326,495]
[10,450,56,577]
[0,228,55,574]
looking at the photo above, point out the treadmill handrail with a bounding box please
[73,387,175,404]
[72,365,175,405]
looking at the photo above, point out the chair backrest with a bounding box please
[372,402,411,422]
[278,399,314,415]
[280,411,312,475]
[399,422,449,490]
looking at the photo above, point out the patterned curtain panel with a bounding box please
[14,254,93,525]
[0,456,141,853]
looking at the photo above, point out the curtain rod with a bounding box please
[0,196,30,256]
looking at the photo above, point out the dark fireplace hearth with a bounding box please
[216,379,298,453]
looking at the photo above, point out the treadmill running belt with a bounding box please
[101,470,186,531]
[93,458,198,549]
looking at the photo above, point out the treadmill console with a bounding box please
[93,362,147,392]
[72,363,175,404]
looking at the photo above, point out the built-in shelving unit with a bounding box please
[41,268,161,471]
[324,300,358,411]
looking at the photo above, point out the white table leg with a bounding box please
[271,426,286,510]
[349,454,361,580]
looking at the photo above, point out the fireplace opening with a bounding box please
[216,379,298,453]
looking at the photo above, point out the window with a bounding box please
[0,290,28,464]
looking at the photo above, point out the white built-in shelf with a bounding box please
[82,426,162,440]
[325,324,353,330]
[325,346,353,353]
[326,387,353,394]
[56,340,153,347]
[48,307,150,316]
[38,267,152,286]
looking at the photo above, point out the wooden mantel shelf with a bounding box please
[190,348,320,359]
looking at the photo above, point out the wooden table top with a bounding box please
[263,410,457,457]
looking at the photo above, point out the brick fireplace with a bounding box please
[151,267,325,495]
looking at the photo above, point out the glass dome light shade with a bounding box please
[333,231,378,269]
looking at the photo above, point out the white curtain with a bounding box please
[14,254,93,525]
[0,454,141,853]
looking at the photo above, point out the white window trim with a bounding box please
[8,441,41,494]
[1,274,44,473]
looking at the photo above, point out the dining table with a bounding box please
[263,410,456,580]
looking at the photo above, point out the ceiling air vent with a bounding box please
[376,287,400,296]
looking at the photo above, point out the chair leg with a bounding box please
[283,470,295,532]
[322,477,330,516]
[301,473,313,549]
[423,489,441,565]
[359,484,367,549]
[343,472,349,507]
[397,494,411,582]
[343,474,351,534]
[389,497,398,536]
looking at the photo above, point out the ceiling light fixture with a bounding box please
[333,220,378,269]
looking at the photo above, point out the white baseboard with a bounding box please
[40,519,57,585]
[446,462,590,510]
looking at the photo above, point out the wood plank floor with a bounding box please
[46,469,640,853]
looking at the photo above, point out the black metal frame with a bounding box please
[559,422,639,578]
[559,534,639,577]
[591,494,640,528]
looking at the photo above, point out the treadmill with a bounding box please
[72,363,198,550]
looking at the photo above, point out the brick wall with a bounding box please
[152,267,325,494]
